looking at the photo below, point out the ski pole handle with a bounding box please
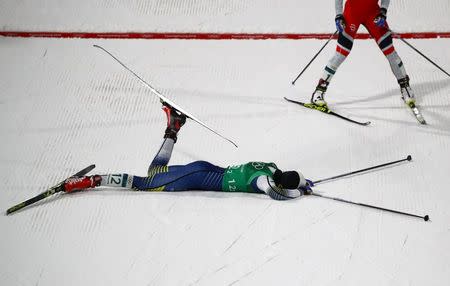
[312,155,412,185]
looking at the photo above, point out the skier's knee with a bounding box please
[336,31,354,56]
[377,32,395,56]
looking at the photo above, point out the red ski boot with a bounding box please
[162,102,187,142]
[63,175,102,193]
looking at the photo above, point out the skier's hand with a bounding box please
[374,8,387,27]
[299,179,314,195]
[335,14,346,33]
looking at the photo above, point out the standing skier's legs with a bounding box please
[310,51,347,107]
[311,10,360,107]
[364,9,416,105]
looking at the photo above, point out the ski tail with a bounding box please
[6,189,59,215]
[93,45,238,148]
[407,102,427,125]
[6,164,96,215]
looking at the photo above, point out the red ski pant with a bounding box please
[337,3,395,57]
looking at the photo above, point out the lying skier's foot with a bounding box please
[63,175,102,193]
[162,102,187,142]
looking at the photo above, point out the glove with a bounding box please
[299,179,314,195]
[335,14,346,33]
[374,8,387,27]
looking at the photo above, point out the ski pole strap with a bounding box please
[311,193,429,221]
[312,155,411,185]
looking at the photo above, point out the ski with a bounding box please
[407,102,427,125]
[93,45,238,148]
[6,164,96,215]
[284,97,371,126]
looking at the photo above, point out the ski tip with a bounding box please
[357,121,371,126]
[407,155,412,161]
[291,81,295,86]
[229,140,238,148]
[424,215,430,222]
[86,164,96,174]
[6,205,18,215]
[93,45,105,51]
[6,207,16,216]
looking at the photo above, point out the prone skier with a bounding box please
[61,103,312,200]
[6,103,428,220]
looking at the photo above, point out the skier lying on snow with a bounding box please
[61,103,312,200]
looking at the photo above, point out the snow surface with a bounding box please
[1,1,450,286]
[1,0,450,33]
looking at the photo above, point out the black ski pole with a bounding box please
[391,31,450,78]
[311,192,429,221]
[291,31,338,85]
[312,155,412,185]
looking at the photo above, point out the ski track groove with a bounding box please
[227,255,279,286]
[192,202,273,285]
[222,202,272,255]
[402,235,409,248]
[147,263,168,286]
[268,209,336,249]
[125,230,157,279]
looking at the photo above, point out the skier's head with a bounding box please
[273,169,306,189]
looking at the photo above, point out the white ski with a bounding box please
[94,45,238,148]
